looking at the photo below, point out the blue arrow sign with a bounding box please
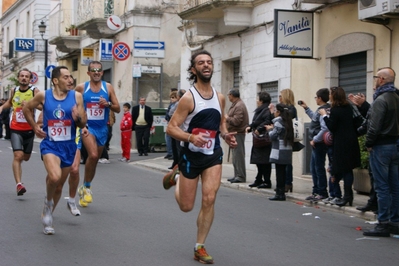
[45,65,56,79]
[134,41,165,50]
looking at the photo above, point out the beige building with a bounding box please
[177,0,399,177]
[49,0,183,146]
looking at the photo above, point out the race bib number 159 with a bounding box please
[87,103,105,120]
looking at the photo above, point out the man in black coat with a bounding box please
[132,97,153,156]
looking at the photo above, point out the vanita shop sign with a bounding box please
[274,10,314,59]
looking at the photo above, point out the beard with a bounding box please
[196,69,213,83]
[19,80,29,86]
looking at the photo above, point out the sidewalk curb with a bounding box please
[132,158,377,222]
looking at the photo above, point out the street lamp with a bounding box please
[38,20,48,90]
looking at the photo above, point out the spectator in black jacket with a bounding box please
[132,97,153,156]
[348,93,377,214]
[246,91,273,189]
[363,67,399,237]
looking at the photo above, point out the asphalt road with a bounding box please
[0,139,398,266]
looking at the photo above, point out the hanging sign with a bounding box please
[274,10,314,59]
[81,48,94,65]
[100,39,114,61]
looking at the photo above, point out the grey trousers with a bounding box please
[232,133,246,181]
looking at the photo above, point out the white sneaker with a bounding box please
[99,158,110,164]
[42,198,54,235]
[118,157,127,162]
[67,201,81,216]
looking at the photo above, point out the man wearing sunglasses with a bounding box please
[363,67,399,237]
[75,61,120,207]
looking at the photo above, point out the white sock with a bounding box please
[68,197,75,203]
[175,174,180,181]
[195,243,204,250]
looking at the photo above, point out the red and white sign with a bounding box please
[107,15,122,31]
[112,42,130,61]
[30,71,38,84]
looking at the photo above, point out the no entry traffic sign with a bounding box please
[30,71,38,84]
[112,42,130,61]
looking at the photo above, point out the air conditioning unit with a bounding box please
[359,0,399,21]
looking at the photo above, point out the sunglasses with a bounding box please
[90,68,102,73]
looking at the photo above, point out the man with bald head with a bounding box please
[363,67,399,237]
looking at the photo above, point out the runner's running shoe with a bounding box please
[78,185,93,203]
[79,198,88,207]
[194,245,214,264]
[163,165,179,190]
[42,198,54,235]
[16,183,26,196]
[67,201,81,216]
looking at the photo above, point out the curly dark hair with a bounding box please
[186,50,212,83]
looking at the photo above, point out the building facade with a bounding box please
[0,0,55,98]
[48,0,183,147]
[177,0,399,176]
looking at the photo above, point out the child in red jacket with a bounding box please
[119,103,133,162]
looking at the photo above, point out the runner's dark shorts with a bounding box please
[10,130,35,154]
[178,147,223,179]
[40,139,77,168]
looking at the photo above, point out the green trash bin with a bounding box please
[149,108,168,152]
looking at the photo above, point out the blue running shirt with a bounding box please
[42,90,77,142]
[83,81,110,129]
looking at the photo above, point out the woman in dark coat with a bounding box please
[246,91,273,189]
[319,86,360,206]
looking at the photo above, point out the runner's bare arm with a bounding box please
[23,92,46,138]
[75,83,84,94]
[74,92,87,128]
[37,112,43,128]
[33,88,43,111]
[106,83,120,113]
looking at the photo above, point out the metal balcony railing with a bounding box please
[182,0,254,11]
[77,0,114,24]
[49,9,76,38]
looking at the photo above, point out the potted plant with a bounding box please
[353,135,371,194]
[65,25,78,36]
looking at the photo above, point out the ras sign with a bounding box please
[14,38,35,52]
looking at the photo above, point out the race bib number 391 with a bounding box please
[48,120,72,141]
[87,103,105,120]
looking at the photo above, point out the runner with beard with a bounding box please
[163,50,237,264]
[75,61,120,207]
[0,68,40,196]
